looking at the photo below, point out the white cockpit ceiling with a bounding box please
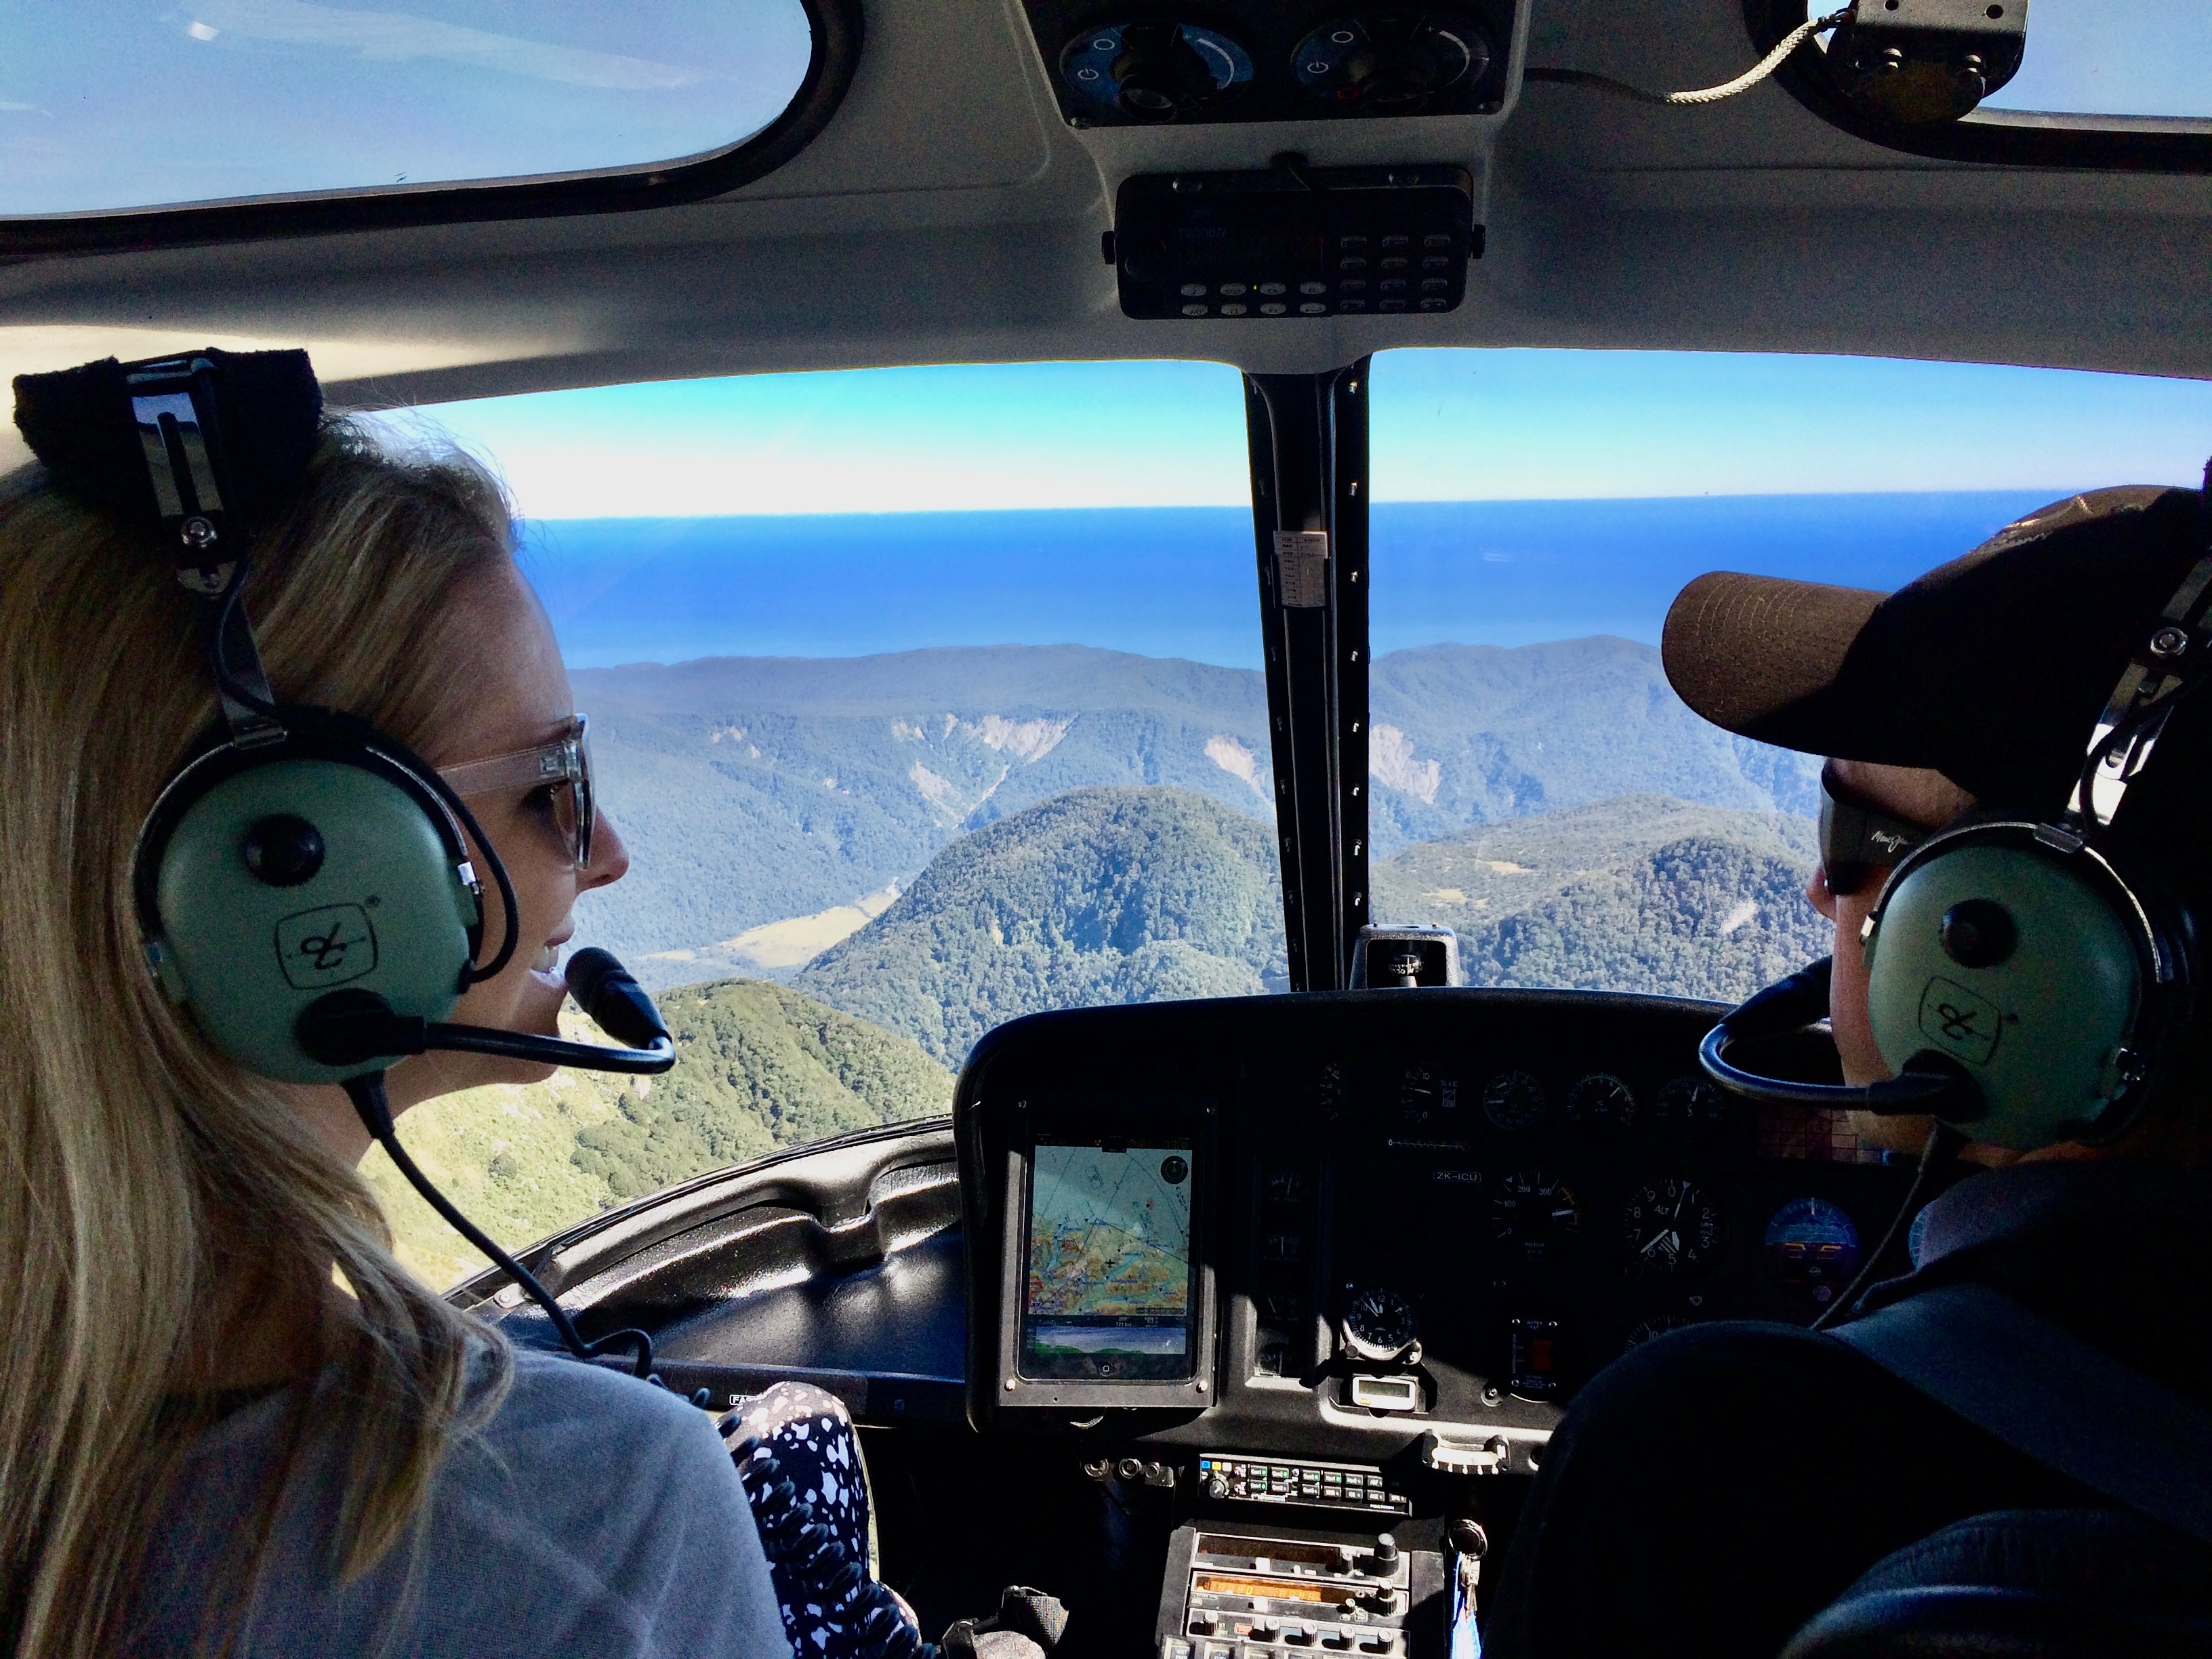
[3,0,2210,434]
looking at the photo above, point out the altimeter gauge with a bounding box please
[1621,1177,1725,1277]
[1341,1286,1419,1361]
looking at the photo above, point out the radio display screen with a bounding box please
[1020,1136,1196,1380]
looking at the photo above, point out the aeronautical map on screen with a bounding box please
[1021,1140,1195,1379]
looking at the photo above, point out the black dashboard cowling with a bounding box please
[959,988,1922,1464]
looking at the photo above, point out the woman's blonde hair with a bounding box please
[0,423,520,1656]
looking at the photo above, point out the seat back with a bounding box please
[1781,1508,2212,1659]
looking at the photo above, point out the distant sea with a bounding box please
[523,492,2057,670]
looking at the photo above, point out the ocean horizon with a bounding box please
[523,491,2057,670]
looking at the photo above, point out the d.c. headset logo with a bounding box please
[273,903,380,990]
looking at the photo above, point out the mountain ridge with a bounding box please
[572,637,1820,981]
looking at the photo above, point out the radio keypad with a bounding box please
[1197,1455,1409,1513]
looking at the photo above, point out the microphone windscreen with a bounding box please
[565,947,672,1050]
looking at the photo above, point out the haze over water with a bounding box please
[525,492,2055,670]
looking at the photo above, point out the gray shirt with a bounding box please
[128,1349,794,1659]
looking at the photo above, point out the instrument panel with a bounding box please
[961,988,1917,1462]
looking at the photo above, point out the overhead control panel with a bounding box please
[1111,165,1475,321]
[1025,3,1518,126]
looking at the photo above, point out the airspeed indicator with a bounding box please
[1490,1171,1582,1264]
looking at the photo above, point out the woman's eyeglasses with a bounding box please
[438,714,595,869]
[1818,762,1929,897]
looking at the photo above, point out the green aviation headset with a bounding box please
[16,347,672,1371]
[1701,529,2212,1157]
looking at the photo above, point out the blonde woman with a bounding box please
[0,359,790,1658]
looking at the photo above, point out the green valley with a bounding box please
[363,979,952,1287]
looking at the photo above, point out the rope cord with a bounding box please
[1525,7,1852,107]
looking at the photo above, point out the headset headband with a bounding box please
[14,348,322,744]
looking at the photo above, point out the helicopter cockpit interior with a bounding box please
[7,1,2212,1654]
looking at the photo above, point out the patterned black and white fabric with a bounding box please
[722,1381,913,1658]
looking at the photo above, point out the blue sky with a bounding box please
[2,0,811,215]
[391,349,2212,519]
[1981,0,2211,119]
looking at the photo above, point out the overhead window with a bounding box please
[1977,0,2212,122]
[1,0,817,218]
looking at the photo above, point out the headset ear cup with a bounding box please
[1865,829,2168,1151]
[140,751,480,1083]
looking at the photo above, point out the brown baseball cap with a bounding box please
[1661,484,2212,813]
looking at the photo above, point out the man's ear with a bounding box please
[1805,865,1840,923]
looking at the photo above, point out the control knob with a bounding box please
[1361,1534,1400,1576]
[1203,1472,1230,1500]
[1359,1590,1401,1616]
[1286,1622,1318,1646]
[1446,1519,1489,1559]
[1322,1635,1355,1651]
[1250,1623,1281,1643]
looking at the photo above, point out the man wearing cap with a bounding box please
[1481,485,2212,1658]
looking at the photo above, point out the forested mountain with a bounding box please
[1371,794,1826,1000]
[365,981,951,1286]
[794,786,1286,1065]
[778,785,1820,1065]
[569,639,1818,982]
[1367,640,1820,846]
[570,647,1273,982]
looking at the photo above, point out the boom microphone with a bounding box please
[563,947,671,1052]
[298,948,676,1075]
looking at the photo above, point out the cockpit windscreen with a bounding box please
[1021,1137,1196,1380]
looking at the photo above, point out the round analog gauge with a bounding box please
[1482,1070,1547,1131]
[1765,1197,1863,1305]
[1566,1073,1639,1131]
[1653,1076,1729,1140]
[1342,1286,1418,1360]
[1490,1171,1582,1264]
[1621,1178,1726,1277]
[1624,1310,1705,1350]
